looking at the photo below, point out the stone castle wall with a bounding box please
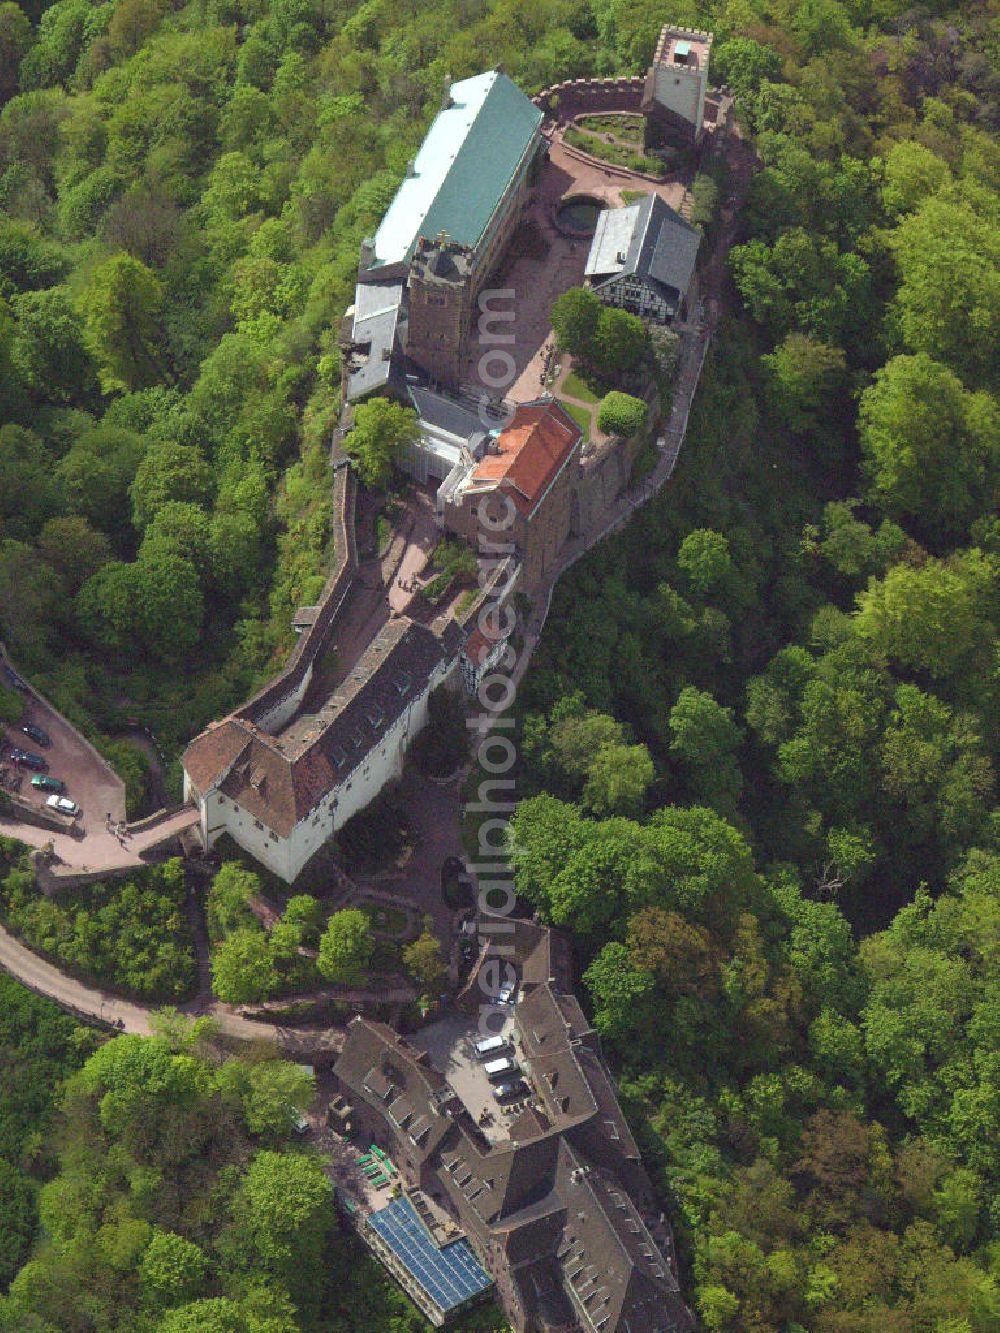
[234,459,358,735]
[532,76,646,120]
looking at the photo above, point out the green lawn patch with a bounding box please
[359,902,409,937]
[620,189,650,204]
[577,113,645,144]
[562,370,601,403]
[560,399,593,436]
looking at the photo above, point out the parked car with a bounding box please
[10,748,47,771]
[497,978,518,1007]
[22,722,50,747]
[475,1034,509,1059]
[493,1078,529,1102]
[484,1056,519,1079]
[2,665,28,692]
[46,794,79,816]
[31,774,64,793]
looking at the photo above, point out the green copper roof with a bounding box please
[371,71,543,267]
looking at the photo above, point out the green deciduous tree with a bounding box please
[881,141,951,217]
[140,1229,208,1310]
[550,285,601,357]
[211,929,278,1005]
[677,529,734,597]
[206,862,262,943]
[216,1058,314,1138]
[82,253,166,392]
[859,354,1000,543]
[730,228,871,343]
[280,894,323,945]
[130,441,214,531]
[854,551,994,682]
[0,217,65,296]
[669,686,744,817]
[139,501,213,582]
[343,397,418,489]
[889,194,1000,387]
[11,286,96,404]
[582,740,655,817]
[402,914,447,995]
[226,1150,332,1306]
[592,307,648,375]
[0,423,63,543]
[131,546,204,664]
[0,538,60,663]
[762,332,846,434]
[0,3,31,104]
[712,37,782,99]
[57,425,144,536]
[37,516,112,594]
[316,907,372,985]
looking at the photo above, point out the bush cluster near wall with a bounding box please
[0,839,196,999]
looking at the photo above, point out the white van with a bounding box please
[484,1056,519,1079]
[475,1035,508,1059]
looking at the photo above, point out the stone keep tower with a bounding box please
[405,235,474,391]
[643,25,713,146]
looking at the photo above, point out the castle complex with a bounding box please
[183,27,714,887]
[174,27,720,1333]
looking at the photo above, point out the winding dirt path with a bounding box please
[0,917,343,1050]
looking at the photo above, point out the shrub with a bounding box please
[597,391,647,438]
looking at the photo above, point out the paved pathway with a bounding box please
[388,494,439,614]
[1,804,201,875]
[0,920,157,1034]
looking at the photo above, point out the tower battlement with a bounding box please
[643,23,713,146]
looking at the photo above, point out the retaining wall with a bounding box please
[1,794,70,837]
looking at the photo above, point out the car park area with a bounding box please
[410,1007,532,1141]
[1,661,125,835]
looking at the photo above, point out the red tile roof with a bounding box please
[182,617,454,840]
[470,399,581,517]
[182,720,252,797]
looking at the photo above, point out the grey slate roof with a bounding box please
[407,384,484,441]
[347,279,406,401]
[585,194,700,308]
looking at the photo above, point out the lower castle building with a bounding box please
[331,922,695,1332]
[183,615,461,882]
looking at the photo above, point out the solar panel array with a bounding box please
[368,1196,493,1313]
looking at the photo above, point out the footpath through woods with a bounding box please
[0,916,348,1056]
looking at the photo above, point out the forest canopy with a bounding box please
[0,0,998,1328]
